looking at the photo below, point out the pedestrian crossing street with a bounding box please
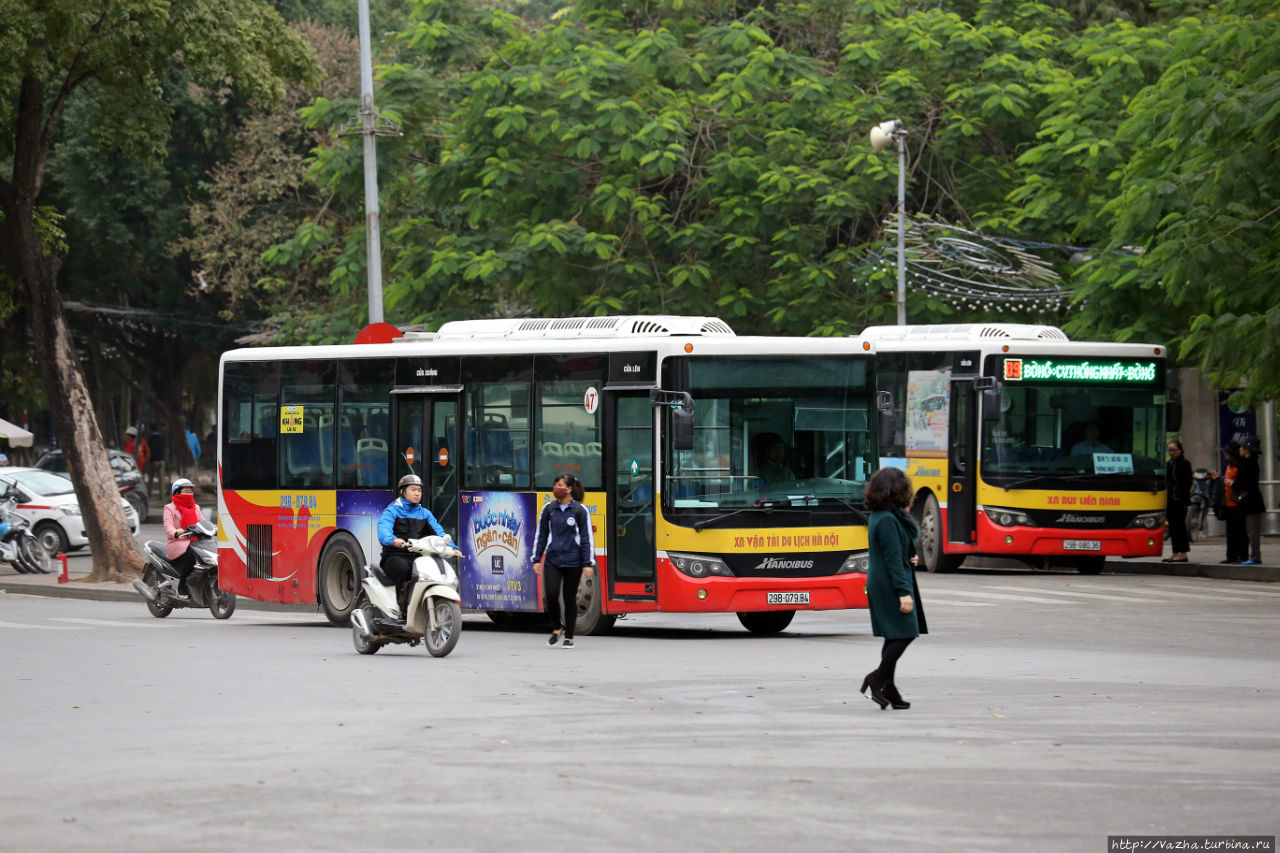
[921,577,1280,608]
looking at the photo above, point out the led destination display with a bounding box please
[1002,358,1158,384]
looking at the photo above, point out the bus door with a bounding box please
[392,392,461,535]
[606,391,657,601]
[947,379,978,543]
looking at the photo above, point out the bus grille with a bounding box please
[247,524,273,579]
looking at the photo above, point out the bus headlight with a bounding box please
[983,506,1032,527]
[668,552,735,578]
[836,551,869,574]
[1127,511,1165,530]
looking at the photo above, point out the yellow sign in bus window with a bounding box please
[280,405,305,434]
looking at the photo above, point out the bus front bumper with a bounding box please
[654,559,869,612]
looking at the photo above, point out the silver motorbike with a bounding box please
[0,495,53,574]
[350,534,463,657]
[131,519,236,619]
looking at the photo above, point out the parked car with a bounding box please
[0,467,140,556]
[35,448,149,521]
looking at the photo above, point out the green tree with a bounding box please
[0,0,318,580]
[283,0,1090,338]
[1008,0,1280,401]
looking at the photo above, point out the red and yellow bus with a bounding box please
[217,316,885,633]
[863,323,1176,574]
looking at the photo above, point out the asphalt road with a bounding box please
[1,572,1277,852]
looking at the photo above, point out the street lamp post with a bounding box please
[869,119,908,325]
[339,0,403,326]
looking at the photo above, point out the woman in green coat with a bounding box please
[861,466,928,710]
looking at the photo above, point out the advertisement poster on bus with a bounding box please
[458,491,539,612]
[906,369,951,456]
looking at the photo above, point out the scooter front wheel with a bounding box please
[351,595,383,655]
[425,599,462,658]
[208,585,237,619]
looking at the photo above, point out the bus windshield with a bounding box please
[982,384,1165,485]
[664,356,875,511]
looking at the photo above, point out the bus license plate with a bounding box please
[768,592,809,605]
[1064,540,1101,551]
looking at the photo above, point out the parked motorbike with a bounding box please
[350,534,463,657]
[0,495,53,574]
[1185,467,1212,543]
[130,519,236,619]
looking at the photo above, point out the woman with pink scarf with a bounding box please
[163,478,206,596]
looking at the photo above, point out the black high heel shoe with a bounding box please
[860,672,889,709]
[884,683,911,710]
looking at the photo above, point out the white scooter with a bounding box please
[350,534,464,657]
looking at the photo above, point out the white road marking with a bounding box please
[922,588,1069,605]
[0,619,79,630]
[923,599,994,607]
[986,584,1150,603]
[1078,583,1280,602]
[48,617,177,629]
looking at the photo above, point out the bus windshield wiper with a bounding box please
[805,494,868,523]
[693,499,801,531]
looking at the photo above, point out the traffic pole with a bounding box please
[57,552,68,583]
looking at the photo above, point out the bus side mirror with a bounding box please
[1166,388,1182,432]
[977,377,1002,423]
[877,391,896,455]
[650,389,696,451]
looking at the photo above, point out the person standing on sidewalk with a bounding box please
[147,425,167,501]
[860,466,927,710]
[1236,435,1266,565]
[1221,442,1247,565]
[532,474,594,649]
[1164,440,1192,563]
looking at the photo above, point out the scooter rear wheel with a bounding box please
[143,567,173,618]
[425,599,462,658]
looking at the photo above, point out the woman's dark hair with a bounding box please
[1168,439,1183,453]
[864,467,914,511]
[554,473,585,502]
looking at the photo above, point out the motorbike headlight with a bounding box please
[1127,511,1165,530]
[983,506,1032,527]
[835,551,869,574]
[60,505,82,517]
[667,551,734,578]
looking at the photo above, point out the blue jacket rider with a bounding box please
[379,474,448,612]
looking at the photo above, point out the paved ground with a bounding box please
[1,569,1278,851]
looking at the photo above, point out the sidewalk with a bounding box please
[2,535,1276,608]
[0,554,303,611]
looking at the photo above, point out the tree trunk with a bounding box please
[0,197,145,582]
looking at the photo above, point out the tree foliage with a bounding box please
[0,0,319,580]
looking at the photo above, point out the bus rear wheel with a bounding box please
[573,570,616,636]
[737,611,795,634]
[319,535,363,626]
[917,493,960,573]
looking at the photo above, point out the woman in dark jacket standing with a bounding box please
[861,467,927,710]
[1164,440,1192,563]
[533,474,595,649]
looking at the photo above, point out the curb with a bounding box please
[0,579,312,612]
[1102,560,1280,583]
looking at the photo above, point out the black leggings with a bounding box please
[875,637,914,684]
[381,551,415,611]
[544,564,583,639]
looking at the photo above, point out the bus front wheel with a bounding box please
[319,535,363,626]
[917,493,960,573]
[737,611,795,634]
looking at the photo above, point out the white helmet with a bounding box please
[171,478,195,496]
[397,474,423,494]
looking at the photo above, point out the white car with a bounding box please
[0,467,140,556]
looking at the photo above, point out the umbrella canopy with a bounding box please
[0,416,34,447]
